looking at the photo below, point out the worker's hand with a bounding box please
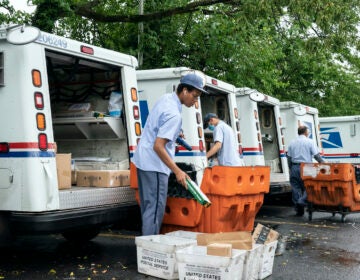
[175,170,189,189]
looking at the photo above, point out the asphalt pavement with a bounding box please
[1,203,360,280]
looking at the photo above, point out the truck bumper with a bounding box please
[268,182,292,195]
[7,203,140,234]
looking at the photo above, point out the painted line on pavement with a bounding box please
[99,233,136,239]
[255,219,340,229]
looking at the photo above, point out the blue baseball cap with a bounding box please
[180,73,208,94]
[203,113,218,128]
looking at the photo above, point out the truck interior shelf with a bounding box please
[53,117,125,140]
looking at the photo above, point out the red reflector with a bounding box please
[133,105,139,120]
[81,45,94,55]
[350,153,359,157]
[38,133,48,151]
[199,140,204,152]
[34,92,44,109]
[211,79,218,85]
[0,142,9,153]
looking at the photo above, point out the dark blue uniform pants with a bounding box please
[290,164,307,208]
[137,168,168,236]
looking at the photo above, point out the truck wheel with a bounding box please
[62,227,101,242]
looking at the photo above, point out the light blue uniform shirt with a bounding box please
[287,135,320,163]
[132,92,182,175]
[213,121,243,166]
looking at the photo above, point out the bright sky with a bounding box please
[9,0,36,13]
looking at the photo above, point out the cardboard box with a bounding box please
[197,231,252,250]
[71,170,77,185]
[56,153,71,189]
[252,223,279,244]
[257,241,278,279]
[135,235,196,279]
[242,243,263,280]
[165,230,200,240]
[207,243,232,257]
[76,170,130,187]
[176,245,246,280]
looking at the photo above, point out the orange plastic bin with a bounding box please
[301,163,360,222]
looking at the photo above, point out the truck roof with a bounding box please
[280,101,318,114]
[235,87,280,106]
[137,67,236,93]
[0,27,138,68]
[319,115,360,122]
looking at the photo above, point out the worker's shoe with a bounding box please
[295,204,304,216]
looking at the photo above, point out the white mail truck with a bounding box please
[136,67,243,186]
[236,88,291,194]
[0,25,141,243]
[319,115,360,163]
[280,101,323,158]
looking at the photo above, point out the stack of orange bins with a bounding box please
[130,163,271,233]
[195,165,270,233]
[301,163,360,211]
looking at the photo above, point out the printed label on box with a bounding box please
[179,263,227,280]
[138,248,177,278]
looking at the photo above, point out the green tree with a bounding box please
[1,0,359,116]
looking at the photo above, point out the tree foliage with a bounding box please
[0,0,359,116]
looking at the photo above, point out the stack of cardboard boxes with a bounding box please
[55,153,130,189]
[136,224,280,280]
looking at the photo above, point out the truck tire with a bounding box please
[62,227,101,242]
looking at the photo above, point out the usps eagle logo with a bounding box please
[320,127,343,148]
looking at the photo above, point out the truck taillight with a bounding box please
[38,133,48,150]
[32,70,42,87]
[254,110,258,120]
[236,121,240,131]
[211,79,218,85]
[196,112,201,124]
[36,113,46,130]
[259,143,263,152]
[239,145,243,155]
[131,88,138,102]
[238,133,241,143]
[135,122,141,136]
[199,140,204,152]
[133,105,139,119]
[194,101,199,109]
[81,45,94,55]
[0,142,9,153]
[198,127,203,138]
[34,92,44,109]
[234,108,238,119]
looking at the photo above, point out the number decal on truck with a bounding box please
[37,34,68,49]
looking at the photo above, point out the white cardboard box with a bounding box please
[257,240,278,279]
[176,245,246,280]
[242,243,263,280]
[135,235,196,280]
[165,230,200,240]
